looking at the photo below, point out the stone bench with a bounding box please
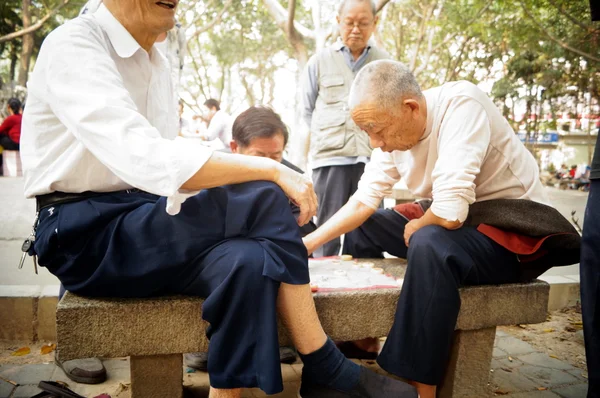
[56,258,549,398]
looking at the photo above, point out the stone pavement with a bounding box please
[0,330,588,398]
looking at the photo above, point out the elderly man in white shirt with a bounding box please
[21,1,418,397]
[304,60,579,398]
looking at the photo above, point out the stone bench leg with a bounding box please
[438,327,496,398]
[131,354,183,398]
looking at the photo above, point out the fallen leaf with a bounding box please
[501,368,513,373]
[543,328,555,333]
[517,324,527,329]
[549,355,559,359]
[571,321,583,326]
[494,389,509,395]
[538,387,548,391]
[508,356,513,362]
[40,343,56,355]
[565,326,577,332]
[0,376,17,386]
[11,346,30,356]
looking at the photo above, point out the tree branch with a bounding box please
[262,0,315,39]
[545,0,593,32]
[375,0,393,14]
[287,0,297,37]
[520,1,600,64]
[189,0,234,39]
[0,0,70,43]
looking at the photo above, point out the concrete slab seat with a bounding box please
[56,258,549,398]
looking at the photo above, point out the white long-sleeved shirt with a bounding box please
[352,81,550,222]
[205,110,233,147]
[21,5,211,211]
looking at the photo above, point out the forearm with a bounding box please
[182,151,280,191]
[417,208,463,230]
[305,199,375,252]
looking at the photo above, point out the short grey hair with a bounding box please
[338,0,377,17]
[349,60,424,112]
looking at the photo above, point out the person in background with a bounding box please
[196,98,233,148]
[0,98,23,175]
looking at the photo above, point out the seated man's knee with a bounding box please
[222,239,268,284]
[408,225,450,255]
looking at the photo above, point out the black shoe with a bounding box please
[280,346,298,364]
[184,352,208,371]
[299,366,417,398]
[54,354,107,385]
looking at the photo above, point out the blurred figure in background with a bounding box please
[0,98,23,176]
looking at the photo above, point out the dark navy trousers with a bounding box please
[35,182,309,394]
[312,163,366,257]
[582,179,600,398]
[343,209,522,385]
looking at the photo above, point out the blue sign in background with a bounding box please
[517,131,559,144]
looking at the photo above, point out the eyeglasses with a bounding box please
[341,20,373,31]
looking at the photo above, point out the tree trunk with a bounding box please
[17,0,34,87]
[10,44,19,84]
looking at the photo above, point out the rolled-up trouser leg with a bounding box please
[377,225,520,385]
[179,239,283,394]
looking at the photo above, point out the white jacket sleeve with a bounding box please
[431,96,491,222]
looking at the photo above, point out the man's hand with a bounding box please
[403,218,422,247]
[274,164,318,227]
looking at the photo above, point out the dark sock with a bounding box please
[299,338,361,391]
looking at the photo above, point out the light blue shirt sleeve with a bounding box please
[301,55,319,129]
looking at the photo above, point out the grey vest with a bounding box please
[310,45,389,160]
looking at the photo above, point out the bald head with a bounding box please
[349,60,423,112]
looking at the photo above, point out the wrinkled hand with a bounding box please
[275,164,318,226]
[403,218,422,247]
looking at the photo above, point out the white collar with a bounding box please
[94,4,141,59]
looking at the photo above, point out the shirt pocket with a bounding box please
[319,74,346,104]
[315,109,347,151]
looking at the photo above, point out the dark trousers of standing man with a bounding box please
[34,181,309,395]
[312,163,366,257]
[581,179,600,398]
[342,208,522,385]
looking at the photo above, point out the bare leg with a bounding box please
[209,387,242,398]
[412,382,436,398]
[277,283,327,354]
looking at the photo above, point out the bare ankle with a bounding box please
[411,381,436,398]
[209,387,242,398]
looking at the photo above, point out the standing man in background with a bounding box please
[301,0,389,258]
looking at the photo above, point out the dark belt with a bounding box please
[35,189,145,212]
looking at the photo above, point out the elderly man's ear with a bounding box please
[404,99,420,114]
[230,140,238,153]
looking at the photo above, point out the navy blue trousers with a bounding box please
[313,163,366,257]
[582,179,600,398]
[35,182,309,394]
[343,209,522,385]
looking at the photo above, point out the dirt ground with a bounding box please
[500,305,587,374]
